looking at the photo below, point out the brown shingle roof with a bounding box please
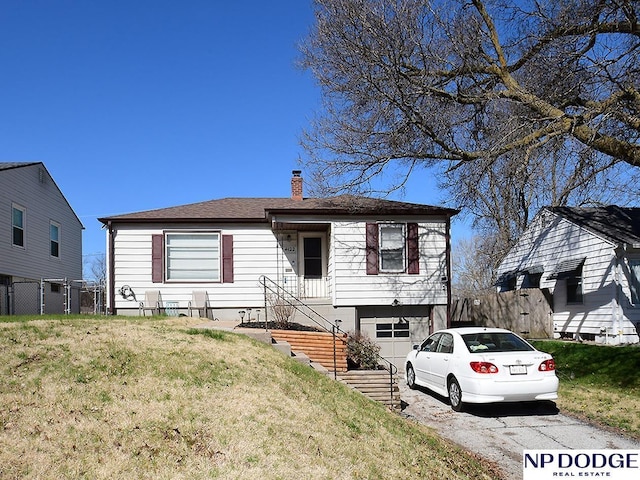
[98,195,458,224]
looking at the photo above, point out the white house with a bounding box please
[0,162,84,314]
[99,171,458,368]
[496,206,640,345]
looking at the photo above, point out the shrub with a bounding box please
[346,331,381,370]
[266,293,296,329]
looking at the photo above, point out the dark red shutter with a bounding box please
[152,234,163,283]
[366,223,379,275]
[407,223,419,274]
[222,235,234,283]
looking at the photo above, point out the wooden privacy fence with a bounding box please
[451,288,554,338]
[270,329,348,372]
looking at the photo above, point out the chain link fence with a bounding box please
[0,279,106,316]
[11,281,41,315]
[0,282,8,315]
[81,281,106,315]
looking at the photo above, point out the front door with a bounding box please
[299,233,326,298]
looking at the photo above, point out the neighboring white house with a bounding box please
[99,171,458,368]
[0,162,84,314]
[496,206,640,345]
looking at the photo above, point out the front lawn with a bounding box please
[0,316,501,479]
[532,340,640,439]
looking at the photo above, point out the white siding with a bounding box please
[0,164,83,282]
[111,223,280,314]
[109,215,452,317]
[332,219,448,307]
[497,210,639,343]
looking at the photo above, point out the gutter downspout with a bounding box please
[107,221,116,315]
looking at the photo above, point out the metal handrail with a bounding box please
[260,275,336,333]
[259,275,398,407]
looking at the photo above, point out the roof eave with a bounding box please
[98,217,269,225]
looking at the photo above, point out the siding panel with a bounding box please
[497,209,639,343]
[0,164,83,283]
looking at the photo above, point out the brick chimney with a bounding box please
[291,170,303,201]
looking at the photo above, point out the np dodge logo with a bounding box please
[523,450,640,479]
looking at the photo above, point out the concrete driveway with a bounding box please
[399,383,640,480]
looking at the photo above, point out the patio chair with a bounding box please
[188,291,212,319]
[139,290,162,316]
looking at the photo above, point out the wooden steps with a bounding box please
[267,329,398,409]
[270,329,348,372]
[338,370,400,409]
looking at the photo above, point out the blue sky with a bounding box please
[1,0,455,278]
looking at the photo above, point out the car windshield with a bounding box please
[461,332,534,353]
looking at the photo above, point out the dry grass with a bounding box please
[0,317,500,480]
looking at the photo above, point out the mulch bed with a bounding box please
[237,321,323,332]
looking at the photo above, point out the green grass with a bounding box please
[0,316,501,480]
[532,340,640,438]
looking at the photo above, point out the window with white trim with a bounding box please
[379,223,405,272]
[50,221,60,258]
[12,204,25,247]
[165,232,220,281]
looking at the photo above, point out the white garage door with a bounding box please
[360,312,431,373]
[361,319,411,373]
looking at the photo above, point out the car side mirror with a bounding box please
[412,344,419,350]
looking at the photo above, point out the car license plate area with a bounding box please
[509,365,527,375]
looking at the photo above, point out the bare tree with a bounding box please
[451,235,496,298]
[300,0,639,288]
[299,0,639,195]
[83,253,106,285]
[443,143,640,275]
[82,253,107,314]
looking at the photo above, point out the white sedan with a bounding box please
[405,327,558,411]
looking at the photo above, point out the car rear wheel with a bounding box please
[448,377,463,412]
[406,364,417,390]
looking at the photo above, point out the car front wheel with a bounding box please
[448,377,463,412]
[406,364,417,389]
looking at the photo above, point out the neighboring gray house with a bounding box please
[497,206,640,345]
[0,162,84,314]
[99,171,458,369]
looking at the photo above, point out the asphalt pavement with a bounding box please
[399,383,640,480]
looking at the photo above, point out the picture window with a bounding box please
[165,232,220,282]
